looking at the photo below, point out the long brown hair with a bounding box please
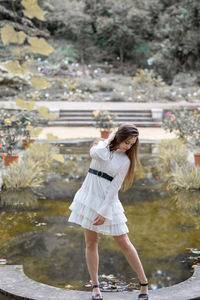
[90,123,140,191]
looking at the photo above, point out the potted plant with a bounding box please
[162,107,200,166]
[92,110,118,138]
[0,109,42,166]
[0,112,20,166]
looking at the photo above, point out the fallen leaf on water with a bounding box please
[64,284,73,289]
[55,233,66,237]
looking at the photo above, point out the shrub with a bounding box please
[0,109,42,156]
[92,110,118,130]
[1,143,59,191]
[169,163,200,191]
[22,143,58,172]
[155,138,188,178]
[2,158,44,190]
[155,138,200,190]
[162,107,200,146]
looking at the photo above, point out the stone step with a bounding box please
[60,111,152,115]
[57,116,153,121]
[52,109,156,126]
[48,120,159,127]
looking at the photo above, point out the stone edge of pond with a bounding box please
[40,138,159,145]
[0,265,200,300]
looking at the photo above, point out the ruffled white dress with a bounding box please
[68,134,130,236]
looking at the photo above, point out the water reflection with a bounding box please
[0,189,39,209]
[0,148,199,291]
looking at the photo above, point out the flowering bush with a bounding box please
[92,110,118,130]
[0,110,42,157]
[162,107,200,146]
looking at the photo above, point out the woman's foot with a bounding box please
[138,282,149,299]
[92,284,103,300]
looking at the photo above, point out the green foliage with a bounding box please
[155,138,188,178]
[92,110,118,129]
[149,0,200,83]
[162,107,200,145]
[169,163,200,190]
[23,143,58,172]
[0,109,42,155]
[156,138,200,190]
[2,143,59,191]
[2,158,44,190]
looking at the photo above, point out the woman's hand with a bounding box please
[93,214,106,226]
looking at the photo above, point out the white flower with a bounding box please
[147,58,153,66]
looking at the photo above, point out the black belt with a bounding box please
[88,168,113,181]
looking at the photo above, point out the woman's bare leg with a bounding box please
[84,229,101,297]
[113,234,148,296]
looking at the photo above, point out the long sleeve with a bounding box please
[90,131,116,161]
[97,159,130,220]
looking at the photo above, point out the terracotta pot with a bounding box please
[100,130,111,139]
[4,155,19,167]
[22,139,35,149]
[194,153,200,166]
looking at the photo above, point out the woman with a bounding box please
[68,123,149,300]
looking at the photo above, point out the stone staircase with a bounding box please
[48,109,160,127]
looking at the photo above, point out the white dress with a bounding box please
[68,134,130,236]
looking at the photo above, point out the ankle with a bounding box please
[92,282,100,287]
[140,281,148,286]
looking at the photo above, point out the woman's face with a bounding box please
[117,136,138,152]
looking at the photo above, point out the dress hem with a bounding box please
[68,219,129,236]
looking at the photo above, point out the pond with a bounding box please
[0,142,200,292]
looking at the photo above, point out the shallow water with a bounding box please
[0,146,200,292]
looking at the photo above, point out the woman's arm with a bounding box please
[89,131,116,160]
[97,159,130,221]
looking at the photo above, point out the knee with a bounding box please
[86,238,98,251]
[115,236,132,252]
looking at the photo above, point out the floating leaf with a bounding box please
[30,77,51,90]
[64,284,73,289]
[16,98,35,111]
[5,60,27,74]
[1,24,26,45]
[55,233,66,237]
[52,153,65,163]
[46,133,59,141]
[22,0,45,20]
[28,37,54,55]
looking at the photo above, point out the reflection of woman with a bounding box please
[68,124,149,300]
